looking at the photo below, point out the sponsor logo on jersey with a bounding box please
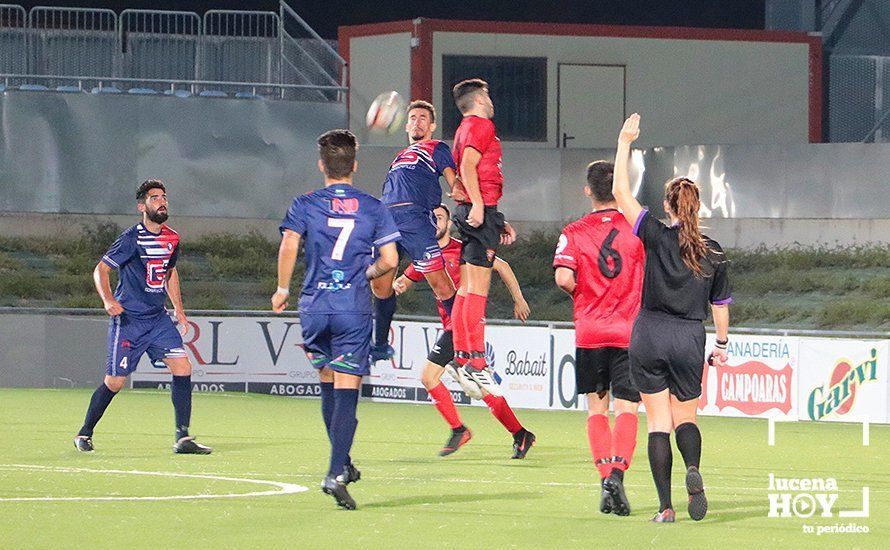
[330,197,359,214]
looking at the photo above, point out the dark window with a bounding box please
[442,55,547,142]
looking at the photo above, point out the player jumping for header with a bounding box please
[393,204,533,457]
[369,100,460,363]
[273,130,400,510]
[73,179,211,455]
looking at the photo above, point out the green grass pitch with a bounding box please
[0,389,886,548]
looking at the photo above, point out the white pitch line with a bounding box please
[0,464,308,502]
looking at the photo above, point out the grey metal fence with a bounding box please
[829,54,890,143]
[27,6,117,83]
[120,10,201,83]
[0,2,344,101]
[203,10,279,94]
[0,4,27,76]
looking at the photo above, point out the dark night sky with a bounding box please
[12,0,765,39]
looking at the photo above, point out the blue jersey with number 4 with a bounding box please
[280,183,400,314]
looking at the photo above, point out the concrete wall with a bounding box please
[346,32,412,147]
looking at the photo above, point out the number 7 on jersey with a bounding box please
[328,218,355,261]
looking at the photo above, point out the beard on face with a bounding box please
[410,129,426,141]
[147,207,168,224]
[435,227,447,240]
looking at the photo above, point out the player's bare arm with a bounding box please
[366,242,398,280]
[459,148,485,227]
[392,274,415,296]
[554,267,576,295]
[493,257,530,322]
[710,304,730,367]
[612,113,643,228]
[500,221,517,246]
[442,167,467,203]
[272,229,301,313]
[166,267,189,336]
[93,261,123,316]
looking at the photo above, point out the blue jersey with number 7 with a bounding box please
[280,183,400,314]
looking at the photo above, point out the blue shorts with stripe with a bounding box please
[300,313,372,376]
[106,311,187,377]
[389,204,444,274]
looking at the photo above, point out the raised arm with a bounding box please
[493,257,530,322]
[272,229,301,313]
[612,113,644,228]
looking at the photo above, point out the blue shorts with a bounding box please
[389,205,445,274]
[300,313,372,377]
[106,311,187,377]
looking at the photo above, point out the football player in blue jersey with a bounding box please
[369,100,461,362]
[272,129,400,510]
[73,180,211,455]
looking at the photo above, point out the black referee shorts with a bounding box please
[427,330,455,366]
[452,203,505,268]
[628,309,706,402]
[575,347,640,403]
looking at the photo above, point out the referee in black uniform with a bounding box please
[611,114,731,523]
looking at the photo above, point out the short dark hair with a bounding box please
[136,179,166,202]
[407,100,436,123]
[434,203,450,218]
[452,78,488,114]
[586,161,615,203]
[317,129,357,179]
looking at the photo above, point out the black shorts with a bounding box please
[575,347,640,403]
[628,309,706,402]
[452,203,505,268]
[427,330,455,366]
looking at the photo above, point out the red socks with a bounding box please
[452,294,468,365]
[612,412,639,472]
[428,383,462,429]
[587,414,613,479]
[483,394,522,434]
[465,293,488,370]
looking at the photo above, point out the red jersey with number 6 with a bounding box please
[452,115,503,206]
[553,209,644,348]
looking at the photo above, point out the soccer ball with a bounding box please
[366,91,406,134]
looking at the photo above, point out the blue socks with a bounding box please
[328,388,359,477]
[321,381,352,467]
[78,383,118,437]
[171,375,192,440]
[373,294,398,348]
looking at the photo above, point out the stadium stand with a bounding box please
[0,3,345,102]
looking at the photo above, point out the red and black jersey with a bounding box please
[405,237,461,328]
[553,209,644,349]
[452,116,503,206]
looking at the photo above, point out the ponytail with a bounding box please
[665,178,709,277]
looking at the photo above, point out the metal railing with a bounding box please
[0,72,345,100]
[0,2,344,101]
[1,307,887,340]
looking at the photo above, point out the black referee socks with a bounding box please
[675,422,702,470]
[648,431,673,512]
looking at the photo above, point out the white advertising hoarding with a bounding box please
[797,339,888,423]
[699,334,799,419]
